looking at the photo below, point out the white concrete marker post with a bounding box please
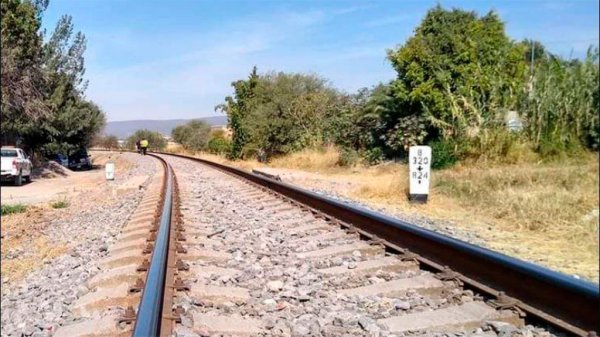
[105,161,115,181]
[409,145,431,203]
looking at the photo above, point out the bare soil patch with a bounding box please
[0,152,148,285]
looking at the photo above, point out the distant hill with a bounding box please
[103,116,228,139]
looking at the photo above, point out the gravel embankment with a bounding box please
[165,156,554,337]
[1,153,158,337]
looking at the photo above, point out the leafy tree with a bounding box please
[43,15,87,94]
[92,134,119,150]
[1,0,49,144]
[327,86,382,151]
[216,66,259,159]
[245,71,339,159]
[1,0,105,156]
[218,69,340,161]
[36,99,105,155]
[171,120,211,151]
[126,130,166,151]
[34,14,103,155]
[386,5,527,151]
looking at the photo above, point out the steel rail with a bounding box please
[131,156,174,337]
[156,151,599,336]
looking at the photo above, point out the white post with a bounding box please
[408,145,431,203]
[105,161,115,180]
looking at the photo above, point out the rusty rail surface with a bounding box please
[156,151,599,336]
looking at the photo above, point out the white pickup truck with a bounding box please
[1,147,32,186]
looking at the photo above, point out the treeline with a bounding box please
[124,130,167,151]
[171,120,231,154]
[1,0,105,156]
[92,134,119,150]
[216,5,598,167]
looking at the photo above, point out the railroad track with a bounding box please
[56,151,598,337]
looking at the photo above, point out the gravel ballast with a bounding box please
[0,153,159,337]
[163,155,556,337]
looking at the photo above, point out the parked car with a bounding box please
[0,147,33,186]
[52,154,69,167]
[68,148,92,170]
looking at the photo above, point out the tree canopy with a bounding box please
[217,69,340,160]
[171,120,212,151]
[1,0,105,156]
[125,130,166,151]
[217,5,598,165]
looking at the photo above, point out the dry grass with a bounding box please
[0,205,66,282]
[269,146,341,171]
[182,146,598,281]
[166,142,183,152]
[1,236,67,282]
[2,152,142,284]
[431,160,599,279]
[352,156,599,280]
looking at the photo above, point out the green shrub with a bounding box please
[536,135,586,160]
[125,129,167,151]
[337,147,360,167]
[363,147,384,165]
[1,204,27,216]
[430,140,458,170]
[384,115,428,154]
[50,199,69,209]
[207,137,231,155]
[172,120,212,151]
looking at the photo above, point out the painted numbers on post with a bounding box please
[409,145,431,203]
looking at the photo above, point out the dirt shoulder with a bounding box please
[0,152,134,206]
[0,151,158,286]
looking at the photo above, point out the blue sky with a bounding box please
[41,0,599,122]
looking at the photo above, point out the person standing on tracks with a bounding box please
[135,139,141,154]
[140,138,149,155]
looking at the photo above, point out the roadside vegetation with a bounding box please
[50,199,69,209]
[172,120,212,151]
[1,0,105,157]
[1,204,27,216]
[125,129,167,151]
[162,5,598,279]
[208,6,598,166]
[92,134,120,150]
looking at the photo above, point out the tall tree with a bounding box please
[34,14,103,154]
[171,120,211,151]
[126,130,166,151]
[386,5,527,147]
[216,66,259,159]
[1,0,104,155]
[218,70,341,160]
[1,0,49,144]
